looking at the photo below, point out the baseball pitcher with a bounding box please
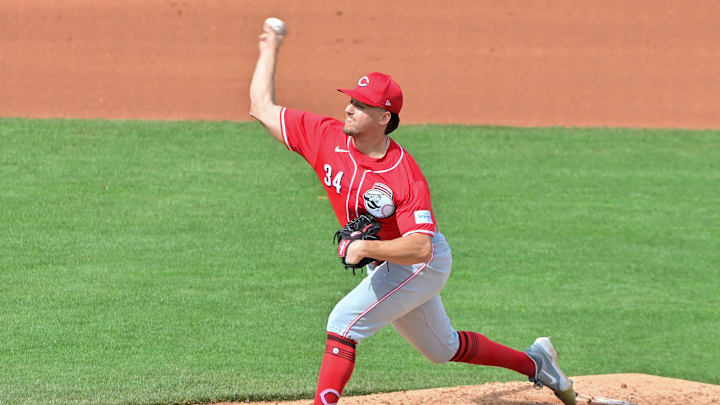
[249,19,576,405]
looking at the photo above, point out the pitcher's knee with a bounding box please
[326,308,371,343]
[425,351,453,364]
[326,308,347,337]
[418,343,458,364]
[425,332,460,364]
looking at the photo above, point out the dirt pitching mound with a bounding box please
[225,374,720,405]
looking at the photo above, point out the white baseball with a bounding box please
[264,17,287,36]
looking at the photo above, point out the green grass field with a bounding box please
[1,118,718,405]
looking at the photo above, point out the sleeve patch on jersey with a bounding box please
[414,210,433,225]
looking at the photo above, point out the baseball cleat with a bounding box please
[526,337,577,405]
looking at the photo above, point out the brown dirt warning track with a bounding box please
[2,1,719,404]
[2,0,720,128]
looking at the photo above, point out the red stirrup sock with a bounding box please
[313,333,357,405]
[450,331,536,377]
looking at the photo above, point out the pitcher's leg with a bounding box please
[317,261,449,404]
[327,261,449,342]
[391,295,459,364]
[313,332,356,405]
[450,331,536,377]
[393,296,536,377]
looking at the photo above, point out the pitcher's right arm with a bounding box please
[249,22,285,143]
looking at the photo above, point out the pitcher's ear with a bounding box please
[379,111,391,126]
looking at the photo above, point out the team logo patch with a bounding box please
[363,183,395,218]
[358,76,370,86]
[414,210,433,224]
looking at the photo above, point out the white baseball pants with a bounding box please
[326,232,459,364]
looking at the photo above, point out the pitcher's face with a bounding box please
[343,99,389,136]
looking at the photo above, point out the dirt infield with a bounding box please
[238,374,720,405]
[2,0,720,128]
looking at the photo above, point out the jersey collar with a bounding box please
[348,136,403,172]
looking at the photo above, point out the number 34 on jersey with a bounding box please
[323,163,344,194]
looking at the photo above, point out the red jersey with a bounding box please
[280,107,437,240]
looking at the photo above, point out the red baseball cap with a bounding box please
[337,72,403,114]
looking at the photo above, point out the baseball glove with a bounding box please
[333,214,381,273]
